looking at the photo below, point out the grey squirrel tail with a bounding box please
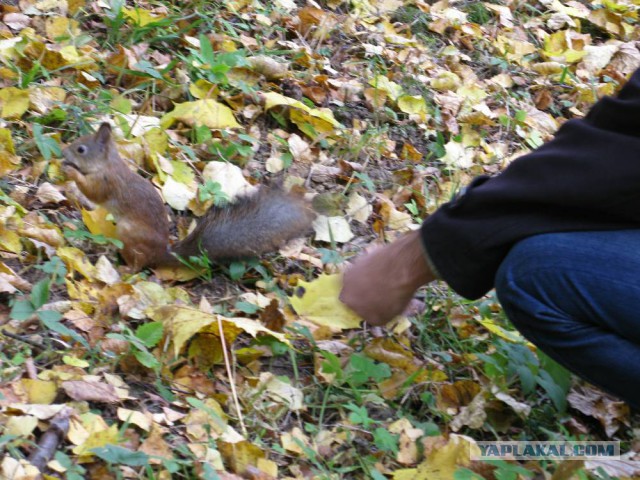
[171,189,315,262]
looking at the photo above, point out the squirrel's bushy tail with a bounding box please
[172,189,314,261]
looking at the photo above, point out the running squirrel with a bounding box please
[61,123,314,271]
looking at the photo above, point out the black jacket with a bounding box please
[421,68,640,299]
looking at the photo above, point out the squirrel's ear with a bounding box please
[95,122,112,145]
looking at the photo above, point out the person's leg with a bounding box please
[495,230,640,409]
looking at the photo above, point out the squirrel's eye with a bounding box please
[76,145,88,154]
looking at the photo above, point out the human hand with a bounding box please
[339,230,435,326]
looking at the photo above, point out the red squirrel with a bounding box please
[62,123,314,270]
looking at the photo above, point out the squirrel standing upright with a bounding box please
[61,123,314,271]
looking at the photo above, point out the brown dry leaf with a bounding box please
[61,380,119,403]
[437,380,482,412]
[567,386,630,437]
[36,182,65,204]
[259,299,286,332]
[19,212,65,250]
[585,455,640,478]
[297,6,338,37]
[4,13,30,31]
[450,392,487,432]
[364,337,417,372]
[247,55,288,80]
[256,372,305,411]
[139,426,172,463]
[0,262,31,293]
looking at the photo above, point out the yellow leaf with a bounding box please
[397,95,428,118]
[392,434,481,480]
[430,72,461,91]
[144,127,168,157]
[161,176,196,211]
[369,75,403,100]
[478,318,534,347]
[189,79,218,99]
[218,440,266,474]
[62,355,89,368]
[161,99,240,129]
[21,379,58,404]
[59,45,82,65]
[531,61,565,75]
[281,427,310,454]
[117,408,152,431]
[122,7,166,26]
[262,91,342,137]
[148,305,287,357]
[72,423,120,459]
[0,87,29,119]
[0,128,20,176]
[262,91,340,123]
[257,458,278,478]
[495,35,537,64]
[543,31,587,63]
[289,274,362,330]
[29,86,66,114]
[45,16,81,39]
[5,415,38,437]
[57,246,98,280]
[81,206,117,239]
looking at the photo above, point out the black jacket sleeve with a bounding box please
[421,68,640,299]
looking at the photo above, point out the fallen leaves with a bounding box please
[161,98,241,130]
[289,273,361,330]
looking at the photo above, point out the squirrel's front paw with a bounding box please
[62,162,82,181]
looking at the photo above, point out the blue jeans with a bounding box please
[495,230,640,409]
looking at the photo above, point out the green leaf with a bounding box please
[199,33,216,66]
[373,428,398,454]
[539,351,572,393]
[30,278,51,309]
[537,370,568,412]
[234,301,259,314]
[135,322,163,348]
[320,350,344,380]
[33,123,61,162]
[370,471,387,480]
[10,300,35,321]
[37,309,62,323]
[40,314,89,348]
[454,468,486,480]
[92,445,151,466]
[133,349,161,370]
[345,403,374,428]
[228,261,245,280]
[348,354,391,386]
[34,257,67,281]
